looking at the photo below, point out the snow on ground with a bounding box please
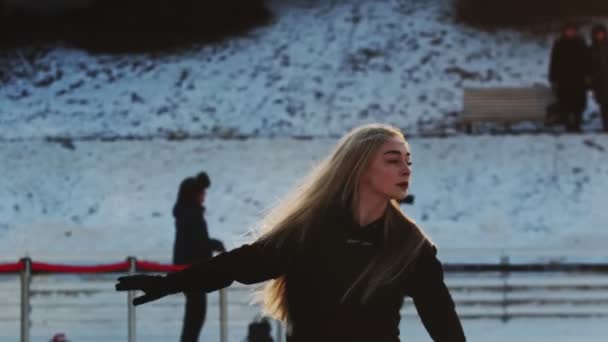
[1,135,606,263]
[1,0,605,140]
[0,0,607,340]
[13,313,608,342]
[0,1,605,263]
[401,316,608,342]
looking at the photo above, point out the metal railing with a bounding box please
[2,256,607,341]
[3,256,283,342]
[442,258,608,321]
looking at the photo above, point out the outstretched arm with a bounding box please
[411,245,466,342]
[116,240,288,305]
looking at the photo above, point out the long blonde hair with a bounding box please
[256,123,430,321]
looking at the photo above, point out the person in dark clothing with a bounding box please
[549,23,589,132]
[590,24,608,132]
[173,175,224,265]
[173,175,225,342]
[246,317,274,342]
[117,124,466,342]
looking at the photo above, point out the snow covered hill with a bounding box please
[2,0,603,140]
[0,0,606,262]
[1,1,607,339]
[1,136,606,262]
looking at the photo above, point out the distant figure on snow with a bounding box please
[589,24,608,132]
[173,172,225,342]
[549,22,589,132]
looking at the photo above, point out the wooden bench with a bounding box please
[458,86,555,133]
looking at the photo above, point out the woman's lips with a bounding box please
[396,182,409,189]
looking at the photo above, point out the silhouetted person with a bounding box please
[590,24,608,132]
[246,317,274,342]
[173,174,225,342]
[117,124,466,342]
[549,23,589,132]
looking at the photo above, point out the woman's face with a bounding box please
[360,137,412,200]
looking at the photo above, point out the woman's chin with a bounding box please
[390,191,408,200]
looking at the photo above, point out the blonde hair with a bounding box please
[256,123,430,321]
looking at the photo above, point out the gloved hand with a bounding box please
[115,275,169,305]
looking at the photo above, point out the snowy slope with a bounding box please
[1,0,603,140]
[1,135,606,262]
[1,1,607,339]
[0,0,607,262]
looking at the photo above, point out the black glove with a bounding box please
[115,275,169,306]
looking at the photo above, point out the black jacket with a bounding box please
[172,203,223,265]
[590,41,608,103]
[549,35,589,90]
[165,205,466,341]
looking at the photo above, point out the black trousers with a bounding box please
[599,103,608,131]
[557,94,586,132]
[180,291,207,342]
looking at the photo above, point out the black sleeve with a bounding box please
[410,245,466,342]
[163,240,289,294]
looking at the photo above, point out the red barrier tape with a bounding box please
[137,261,188,272]
[0,262,23,273]
[0,260,187,274]
[32,261,130,273]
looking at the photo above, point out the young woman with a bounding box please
[116,123,466,341]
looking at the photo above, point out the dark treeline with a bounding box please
[0,0,273,53]
[455,0,608,28]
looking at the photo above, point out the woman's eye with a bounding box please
[386,159,412,166]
